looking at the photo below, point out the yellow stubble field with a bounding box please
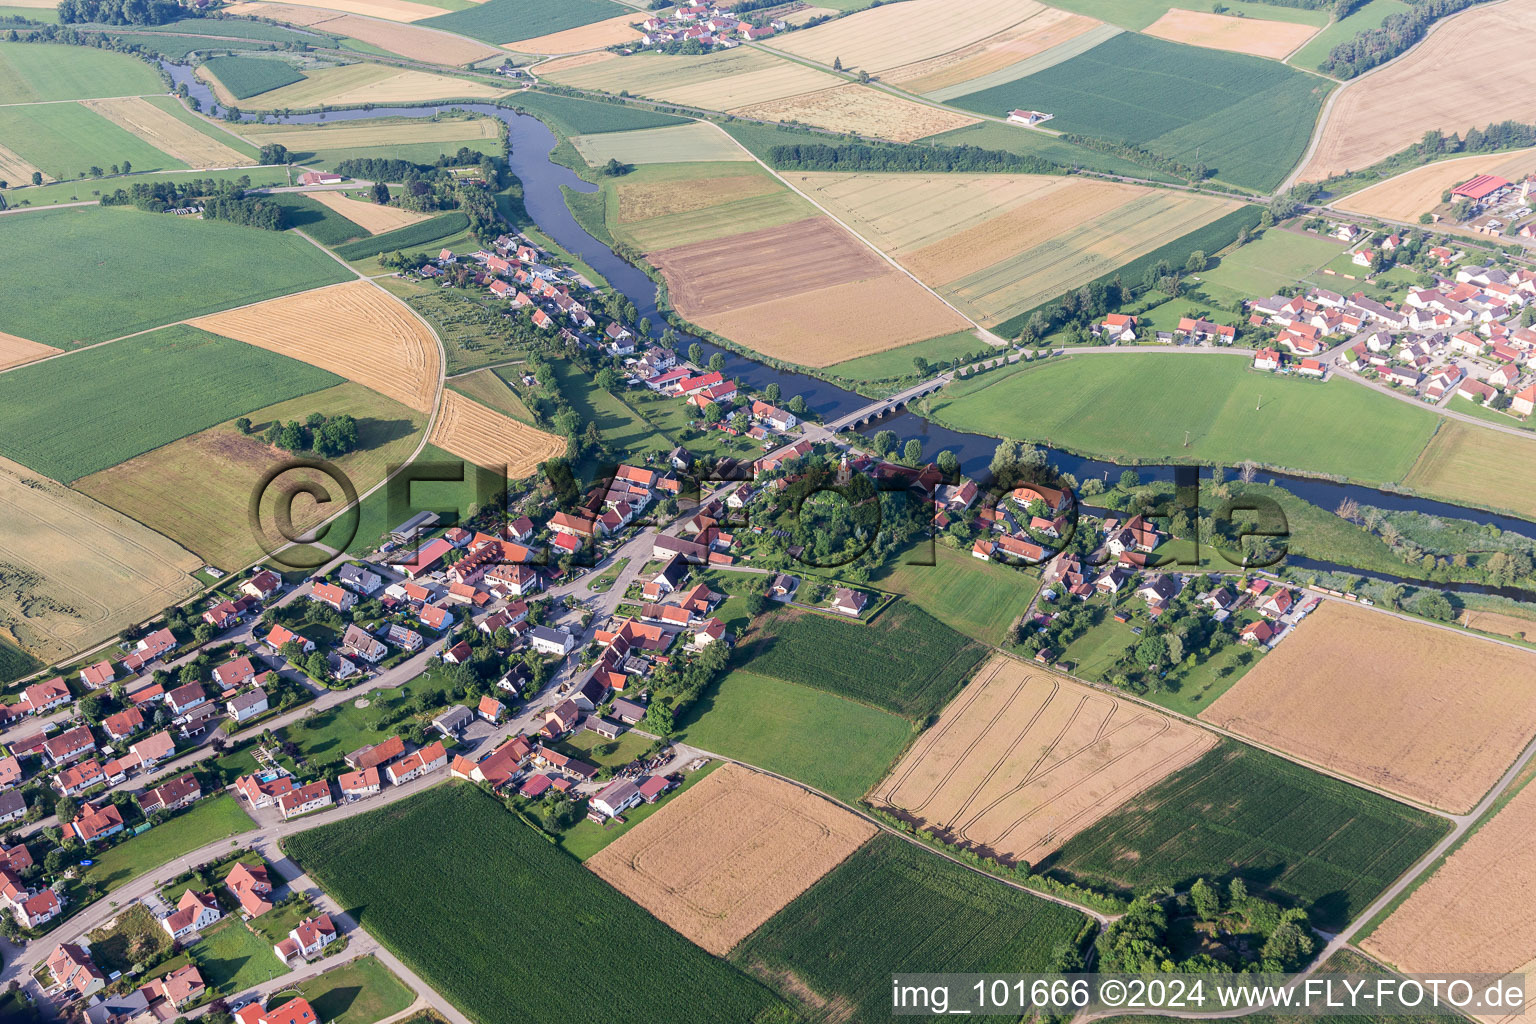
[772,0,1048,72]
[1143,8,1319,59]
[1334,147,1536,222]
[426,390,564,478]
[730,83,978,143]
[505,12,642,53]
[0,332,60,372]
[308,190,430,233]
[885,8,1103,95]
[82,97,252,169]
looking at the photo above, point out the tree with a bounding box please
[708,352,725,373]
[745,590,769,617]
[638,316,651,338]
[832,55,842,70]
[370,180,390,204]
[936,449,960,478]
[903,438,923,465]
[31,171,41,186]
[1190,878,1220,920]
[78,695,104,724]
[121,160,130,174]
[314,415,359,458]
[764,382,780,403]
[594,366,619,392]
[234,416,252,435]
[1119,469,1140,490]
[1184,250,1208,273]
[872,429,897,456]
[1135,634,1167,668]
[688,342,703,367]
[258,143,289,164]
[1228,877,1248,904]
[602,157,630,177]
[703,401,723,423]
[644,701,674,736]
[989,440,1019,477]
[1261,917,1315,969]
[54,798,77,826]
[787,395,808,415]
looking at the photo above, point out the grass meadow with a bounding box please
[85,796,257,893]
[1288,0,1410,70]
[677,670,913,805]
[736,835,1089,1022]
[503,90,691,137]
[0,42,161,102]
[1,164,285,207]
[284,783,788,1024]
[294,955,416,1024]
[0,324,341,482]
[873,544,1039,646]
[1036,741,1449,930]
[826,329,988,385]
[0,205,350,347]
[928,353,1437,485]
[265,192,368,245]
[190,917,291,996]
[1193,228,1348,301]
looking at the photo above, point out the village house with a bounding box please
[54,760,105,797]
[346,735,405,772]
[831,588,867,617]
[385,741,448,785]
[67,801,123,844]
[591,778,643,819]
[274,916,338,965]
[20,676,72,715]
[235,995,320,1024]
[265,624,315,655]
[161,889,220,940]
[213,656,258,691]
[43,726,96,767]
[529,625,576,656]
[235,773,296,809]
[48,944,105,1000]
[130,730,175,767]
[339,766,381,799]
[1094,312,1138,342]
[310,582,356,614]
[79,660,115,691]
[340,624,388,665]
[337,563,383,594]
[139,775,201,816]
[226,860,274,916]
[166,682,208,718]
[278,780,334,820]
[227,688,269,725]
[102,707,144,743]
[139,963,206,1010]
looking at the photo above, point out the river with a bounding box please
[160,63,1536,556]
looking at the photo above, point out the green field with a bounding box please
[189,917,290,996]
[826,329,989,384]
[1194,228,1348,301]
[334,211,468,261]
[1,164,284,207]
[448,368,535,423]
[85,796,257,893]
[422,0,628,44]
[285,783,787,1024]
[738,602,986,722]
[875,545,1038,646]
[736,835,1089,1023]
[0,637,41,685]
[948,33,1330,192]
[0,6,58,21]
[294,955,416,1024]
[928,353,1438,485]
[0,42,161,102]
[0,205,350,346]
[506,90,691,137]
[1046,0,1327,29]
[0,102,184,179]
[0,324,341,482]
[265,192,368,245]
[202,55,304,99]
[678,670,912,804]
[549,359,672,474]
[1288,0,1411,70]
[1037,742,1449,930]
[570,121,748,166]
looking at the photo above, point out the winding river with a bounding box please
[161,64,1536,571]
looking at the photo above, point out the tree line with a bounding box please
[1321,0,1493,78]
[237,411,361,458]
[100,175,286,229]
[767,141,1061,176]
[57,0,199,25]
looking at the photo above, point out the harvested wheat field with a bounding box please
[1401,420,1536,520]
[264,9,502,65]
[240,114,499,153]
[1335,147,1536,222]
[1202,601,1536,813]
[1144,8,1317,59]
[698,273,969,365]
[0,142,46,186]
[1300,0,1536,179]
[238,63,504,109]
[82,97,252,168]
[544,47,841,111]
[308,190,429,233]
[221,0,445,20]
[533,51,616,77]
[190,281,439,413]
[427,390,563,476]
[616,169,784,224]
[571,122,751,167]
[732,84,978,143]
[1363,776,1536,998]
[505,11,641,53]
[773,0,1046,73]
[0,454,199,664]
[872,656,1215,865]
[886,8,1102,96]
[0,332,60,372]
[1462,609,1536,643]
[588,763,875,956]
[224,1,338,23]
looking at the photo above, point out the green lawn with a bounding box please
[281,675,454,769]
[825,329,990,385]
[2,164,286,208]
[0,323,341,482]
[0,204,351,347]
[947,33,1330,192]
[250,895,322,946]
[1288,0,1411,71]
[928,353,1438,485]
[875,544,1038,646]
[551,727,651,768]
[0,42,161,102]
[549,359,672,476]
[190,917,290,996]
[1194,228,1348,301]
[677,670,912,805]
[0,102,184,180]
[294,955,416,1024]
[559,758,723,860]
[422,0,629,45]
[85,796,257,893]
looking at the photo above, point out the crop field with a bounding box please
[948,32,1330,192]
[1462,609,1536,642]
[504,11,641,52]
[772,0,1049,73]
[1364,776,1536,978]
[1202,601,1536,813]
[81,97,251,168]
[740,602,984,722]
[86,796,256,892]
[201,55,304,99]
[0,140,43,189]
[1335,147,1536,222]
[191,281,440,413]
[265,192,368,245]
[420,0,627,43]
[219,62,504,110]
[1144,8,1318,59]
[570,121,749,167]
[873,656,1216,865]
[678,671,912,804]
[0,41,161,102]
[0,323,340,481]
[651,216,968,365]
[226,0,447,20]
[1301,0,1536,180]
[1193,227,1347,301]
[0,102,184,180]
[1288,0,1408,71]
[588,763,875,955]
[0,332,58,372]
[1041,741,1447,929]
[0,205,349,347]
[733,83,979,143]
[250,7,501,64]
[873,543,1036,644]
[929,354,1437,485]
[427,390,564,477]
[505,90,690,137]
[308,189,430,234]
[608,161,810,251]
[826,329,986,384]
[543,47,844,112]
[334,212,468,262]
[2,163,280,208]
[735,834,1090,1023]
[876,8,1104,97]
[77,381,424,569]
[0,453,200,664]
[238,115,500,161]
[284,783,787,1024]
[450,369,532,424]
